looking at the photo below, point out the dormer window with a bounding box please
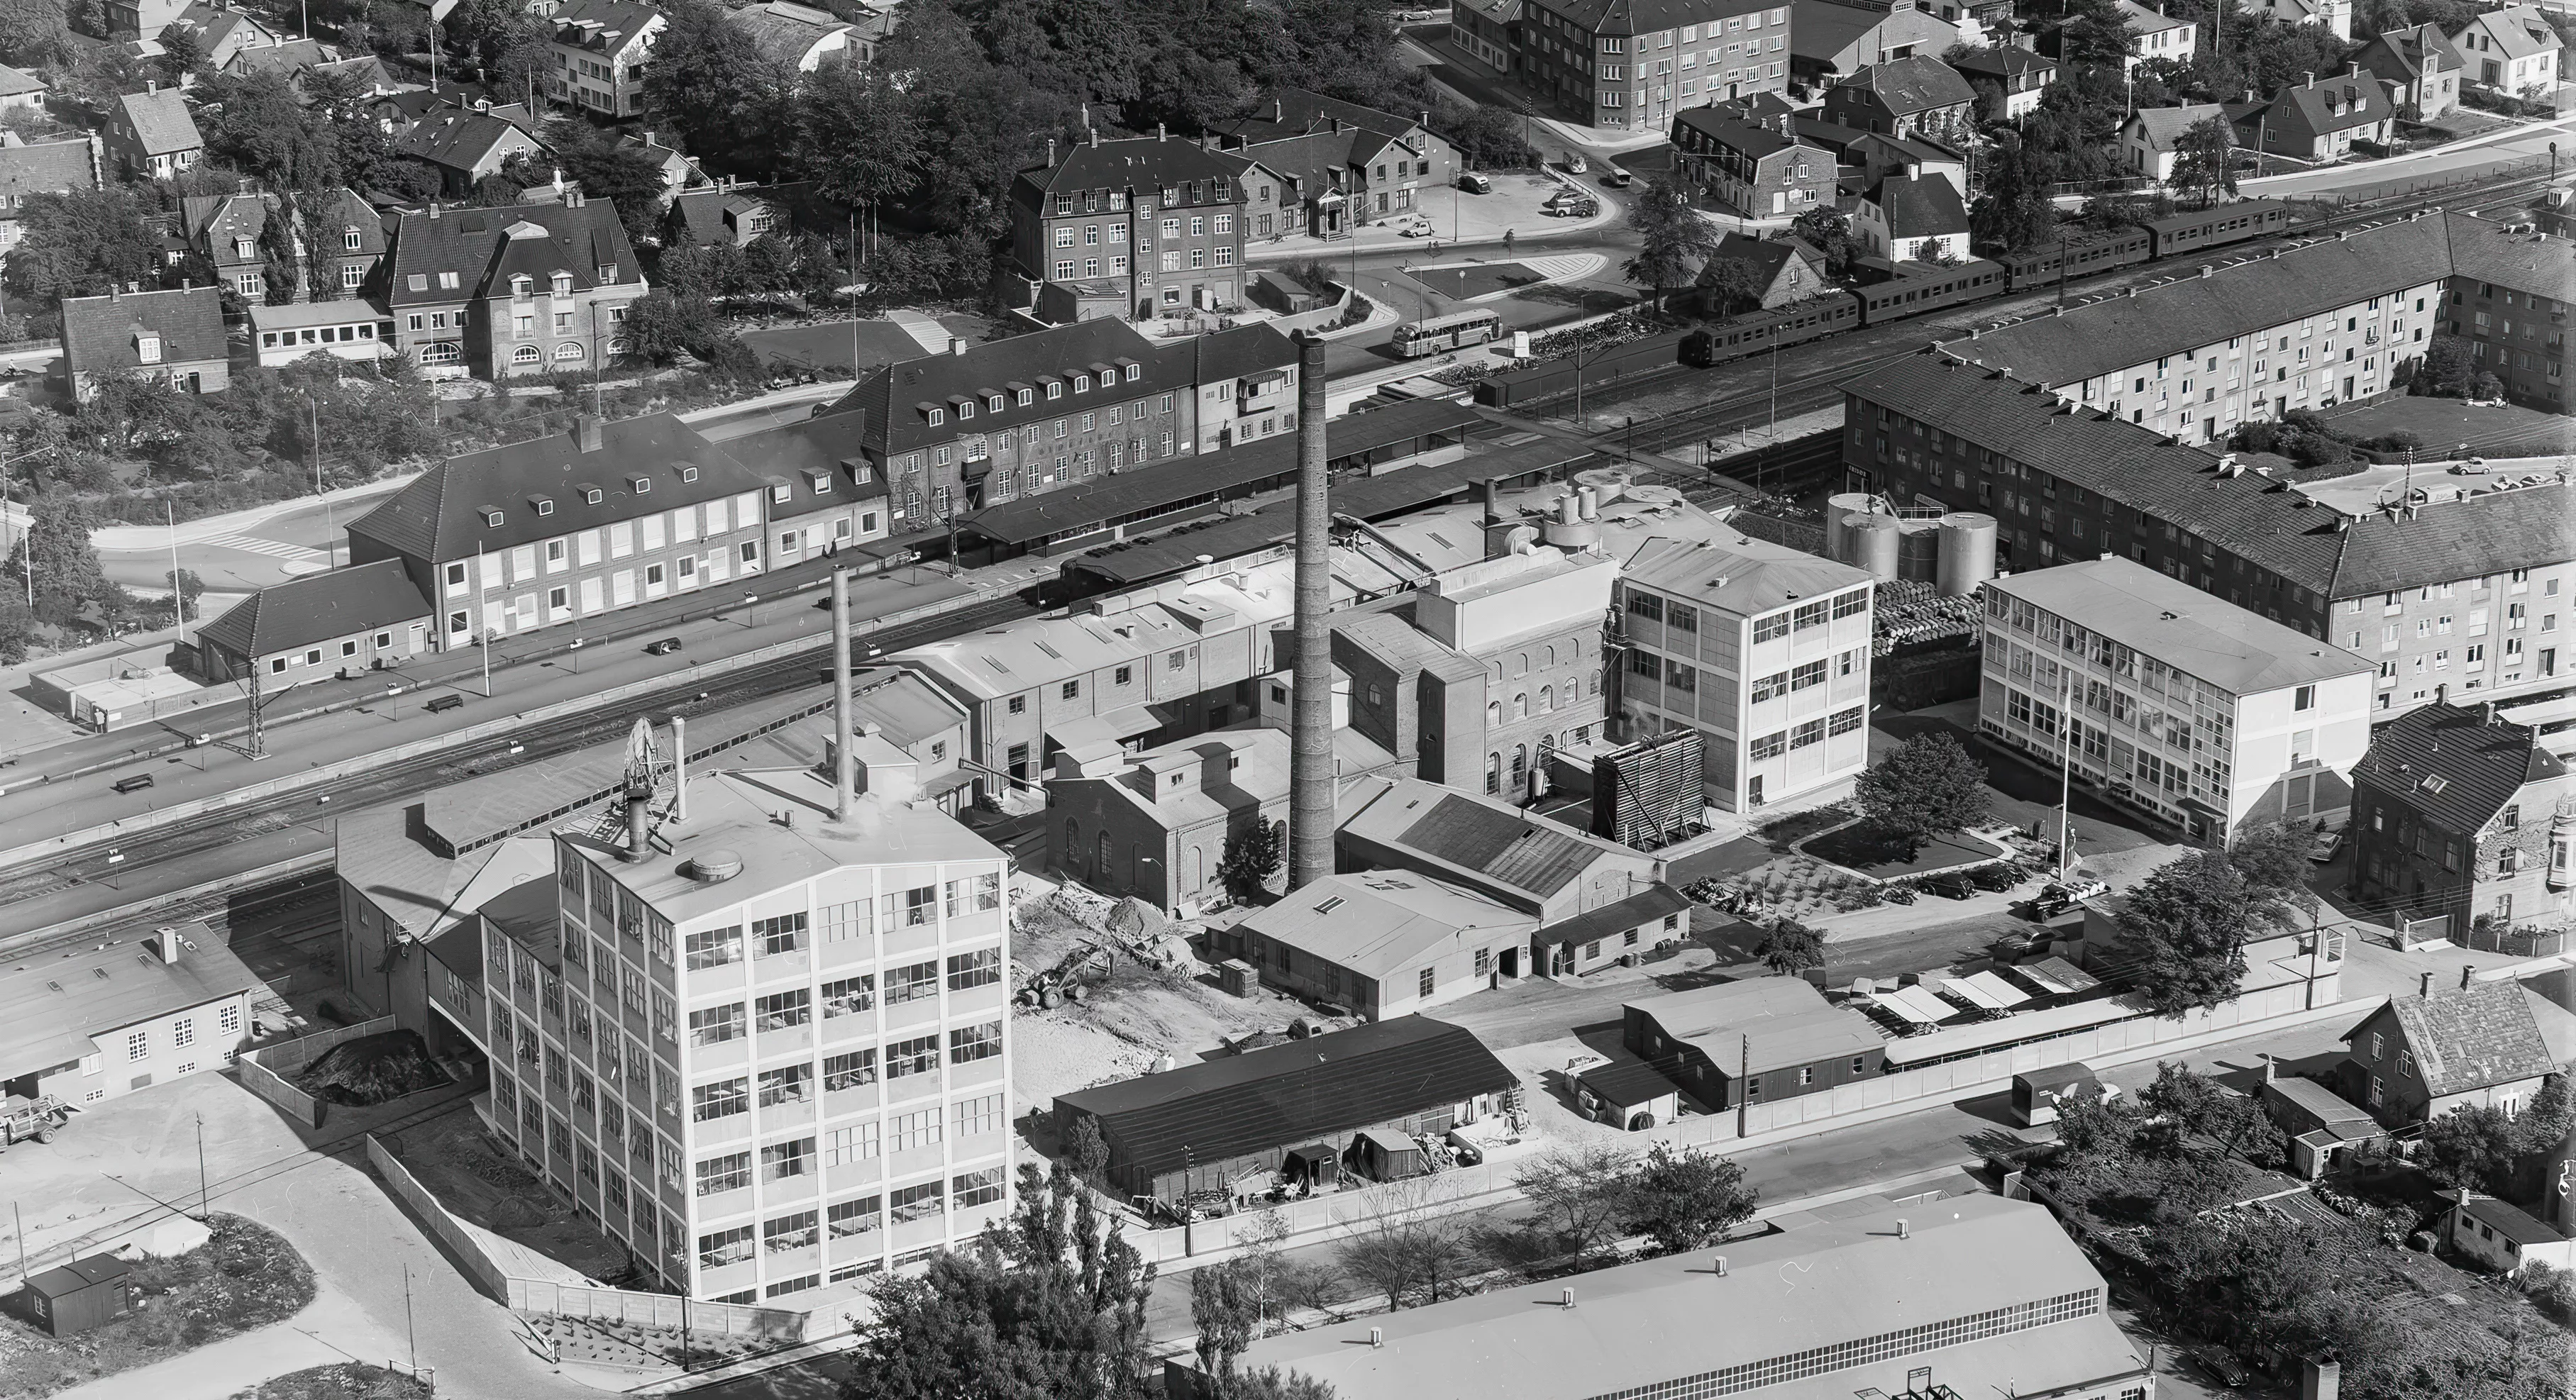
[629,476,650,494]
[135,332,162,365]
[927,407,946,426]
[343,226,362,250]
[438,272,460,289]
[482,508,504,527]
[1015,388,1033,406]
[534,497,555,516]
[680,466,699,483]
[1073,374,1090,393]
[986,394,1004,413]
[510,275,533,299]
[233,238,255,260]
[1046,382,1063,400]
[597,264,617,284]
[1124,363,1141,382]
[809,471,832,494]
[551,272,573,295]
[957,400,974,419]
[583,487,604,504]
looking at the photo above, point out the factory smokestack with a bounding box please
[670,713,687,824]
[831,567,856,824]
[1288,329,1334,891]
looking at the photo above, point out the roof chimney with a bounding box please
[2261,1053,2276,1083]
[151,926,180,964]
[1483,477,1500,526]
[619,779,651,861]
[1046,138,1056,167]
[1906,162,1919,179]
[949,336,968,356]
[574,414,604,452]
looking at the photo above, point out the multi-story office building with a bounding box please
[549,0,665,117]
[1947,213,2450,443]
[2440,212,2573,411]
[377,196,646,379]
[482,765,1011,1304]
[1841,352,2575,730]
[1007,129,1249,324]
[346,411,863,648]
[1613,531,1874,812]
[1981,558,2374,843]
[819,319,1293,527]
[1514,0,1790,132]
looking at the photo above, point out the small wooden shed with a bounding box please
[20,1253,132,1337]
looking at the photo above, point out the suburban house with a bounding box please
[1507,0,1794,132]
[57,284,228,400]
[1789,1,1965,91]
[1950,44,2056,121]
[548,0,663,117]
[1046,729,1290,914]
[2355,23,2465,120]
[2450,5,2563,99]
[1852,167,1970,263]
[725,1,857,72]
[192,557,433,684]
[390,100,548,196]
[179,187,384,303]
[1846,131,1967,199]
[167,1,294,71]
[2117,0,2196,72]
[2118,102,2228,185]
[2230,66,2397,162]
[2349,702,2572,945]
[1820,55,1978,142]
[1006,129,1250,323]
[2243,0,2350,38]
[1623,979,1884,1113]
[0,923,260,1111]
[1051,1016,1516,1201]
[2258,1067,2385,1178]
[0,135,103,260]
[1204,90,1459,239]
[104,87,201,180]
[1227,869,1538,1018]
[1669,108,1832,218]
[0,62,47,111]
[2446,1195,2576,1277]
[2340,972,2576,1124]
[375,195,643,379]
[99,0,187,40]
[1700,231,1829,309]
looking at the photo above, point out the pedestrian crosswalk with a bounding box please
[198,533,326,560]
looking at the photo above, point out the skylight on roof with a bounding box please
[2422,775,2448,794]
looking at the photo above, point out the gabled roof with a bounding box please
[196,558,431,661]
[114,88,201,156]
[1236,870,1534,980]
[1536,884,1691,949]
[2457,1195,2567,1248]
[1793,1,1962,66]
[2124,101,2228,150]
[2444,211,2576,299]
[2350,702,2566,834]
[1863,171,1968,237]
[59,286,226,379]
[1833,55,1977,116]
[0,63,46,96]
[2454,4,2563,62]
[347,413,758,563]
[551,0,664,57]
[1703,231,1820,290]
[2350,980,2576,1096]
[2248,72,2395,139]
[226,38,329,77]
[383,199,634,306]
[1338,775,1645,908]
[2120,0,2194,32]
[823,318,1255,457]
[1626,977,1884,1073]
[391,106,546,174]
[1519,0,1775,35]
[1839,350,2576,601]
[2355,23,2464,82]
[1672,108,1809,160]
[725,1,851,67]
[1950,45,2058,81]
[0,136,99,204]
[0,923,264,1079]
[1013,133,1244,201]
[1210,89,1425,147]
[1055,1015,1515,1180]
[1989,557,2371,696]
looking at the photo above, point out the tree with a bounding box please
[1217,819,1284,904]
[795,66,926,255]
[199,72,348,192]
[2412,333,2476,398]
[6,494,118,628]
[1620,178,1716,311]
[1229,1369,1337,1400]
[2167,113,2238,208]
[2118,849,2290,1017]
[1789,206,1857,279]
[1066,1113,1112,1189]
[153,22,205,84]
[1969,130,2057,254]
[1191,1258,1262,1389]
[1852,733,1991,847]
[1333,1176,1478,1310]
[2226,821,2316,918]
[1622,1143,1756,1255]
[257,199,302,308]
[2135,1062,2285,1167]
[646,0,792,178]
[0,0,70,67]
[1756,921,1825,977]
[4,187,164,301]
[2419,1104,2519,1195]
[2516,1073,2573,1155]
[2056,0,2135,67]
[441,0,551,101]
[844,1159,1156,1400]
[520,120,668,251]
[0,584,33,665]
[1696,255,1772,316]
[164,569,205,629]
[1508,1144,1636,1260]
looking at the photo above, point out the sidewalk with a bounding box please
[1244,170,1620,263]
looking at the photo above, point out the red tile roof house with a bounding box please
[57,284,228,401]
[374,195,642,380]
[1820,55,1978,144]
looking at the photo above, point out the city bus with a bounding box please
[1391,308,1504,358]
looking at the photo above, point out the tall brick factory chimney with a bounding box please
[1288,329,1334,890]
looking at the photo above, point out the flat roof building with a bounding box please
[1185,1193,2145,1400]
[1981,557,2375,842]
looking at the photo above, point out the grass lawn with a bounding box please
[1805,821,1996,879]
[243,1363,432,1400]
[0,1213,316,1400]
[2321,396,2576,458]
[1405,262,1549,301]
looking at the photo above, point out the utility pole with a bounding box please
[404,1264,418,1377]
[1768,339,1779,442]
[475,539,492,696]
[194,1113,209,1221]
[2057,667,2077,879]
[167,501,186,644]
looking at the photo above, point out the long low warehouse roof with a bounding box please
[1054,1015,1513,1180]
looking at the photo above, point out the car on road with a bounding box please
[1598,169,1632,188]
[1543,191,1598,218]
[111,773,155,794]
[1394,216,1435,238]
[645,637,684,656]
[1561,151,1588,174]
[425,693,465,713]
[1456,172,1492,194]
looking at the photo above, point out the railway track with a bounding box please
[0,591,1041,948]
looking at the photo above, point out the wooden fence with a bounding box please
[364,1134,809,1343]
[232,1016,397,1128]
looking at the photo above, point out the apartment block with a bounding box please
[1515,0,1790,133]
[549,0,664,118]
[1948,213,2450,444]
[1614,531,1874,812]
[2350,702,2573,939]
[2441,213,2574,411]
[1008,129,1249,324]
[481,767,1011,1305]
[1840,352,2575,730]
[1981,558,2374,841]
[377,196,645,380]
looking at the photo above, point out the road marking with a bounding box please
[197,533,326,560]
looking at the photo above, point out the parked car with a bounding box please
[644,637,684,656]
[1456,172,1492,194]
[1599,169,1632,188]
[1966,864,2023,893]
[111,773,155,794]
[1561,151,1588,174]
[1544,195,1598,218]
[1920,872,1975,899]
[1394,215,1435,238]
[425,693,465,713]
[2195,1348,2250,1389]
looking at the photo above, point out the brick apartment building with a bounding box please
[1008,129,1248,324]
[2441,212,2573,411]
[377,195,645,379]
[1671,107,1832,218]
[1204,91,1459,240]
[2350,702,2572,941]
[815,319,1296,528]
[1510,0,1792,133]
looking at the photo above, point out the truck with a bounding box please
[1,1094,74,1147]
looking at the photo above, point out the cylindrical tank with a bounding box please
[1850,514,1903,582]
[1578,487,1599,521]
[1936,513,1999,597]
[1895,519,1942,584]
[1824,492,1876,563]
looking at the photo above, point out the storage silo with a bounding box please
[1936,513,1999,596]
[1824,493,1876,564]
[1850,513,1903,582]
